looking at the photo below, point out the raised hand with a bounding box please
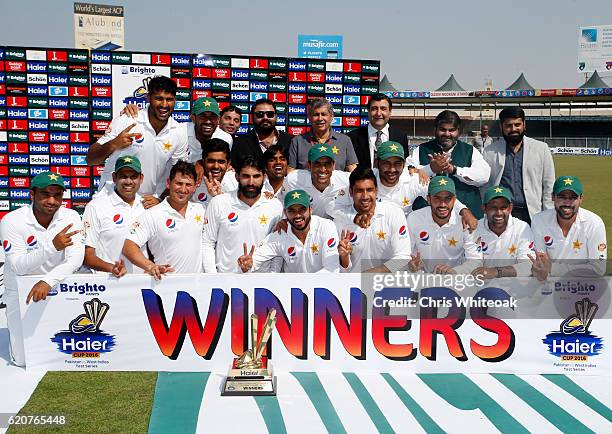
[237,243,255,273]
[353,212,373,229]
[111,259,127,278]
[145,263,174,280]
[528,249,550,281]
[274,218,289,233]
[338,230,353,258]
[460,208,478,233]
[52,224,80,251]
[428,152,451,174]
[120,104,139,118]
[204,172,222,197]
[110,123,138,151]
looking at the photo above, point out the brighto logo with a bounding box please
[581,28,597,43]
[59,281,106,295]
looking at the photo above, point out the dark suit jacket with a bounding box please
[231,129,292,168]
[347,124,409,168]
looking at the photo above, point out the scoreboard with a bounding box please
[0,46,380,216]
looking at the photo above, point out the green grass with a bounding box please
[8,372,157,434]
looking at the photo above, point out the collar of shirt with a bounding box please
[482,214,517,237]
[505,140,523,155]
[367,123,389,140]
[424,206,459,228]
[25,204,64,229]
[256,128,279,146]
[159,197,197,219]
[140,106,179,136]
[108,188,142,208]
[307,129,337,144]
[228,189,270,210]
[286,215,321,246]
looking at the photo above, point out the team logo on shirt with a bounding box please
[227,212,238,223]
[113,214,124,225]
[544,236,553,247]
[3,240,11,252]
[349,232,358,244]
[399,225,407,237]
[528,241,536,252]
[26,235,38,247]
[480,240,488,252]
[166,218,176,229]
[197,192,208,202]
[134,133,144,144]
[327,237,337,248]
[419,231,429,242]
[287,246,296,257]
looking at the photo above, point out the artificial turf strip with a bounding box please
[8,371,157,434]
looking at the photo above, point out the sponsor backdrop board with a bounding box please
[297,35,343,59]
[577,25,612,73]
[73,2,125,51]
[18,273,612,375]
[0,46,380,217]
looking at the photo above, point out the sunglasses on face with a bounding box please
[254,111,275,119]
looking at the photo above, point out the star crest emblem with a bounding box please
[494,187,503,193]
[376,230,386,240]
[194,215,202,223]
[438,178,448,186]
[389,144,399,151]
[291,191,301,199]
[331,146,339,155]
[203,100,212,107]
[402,197,410,206]
[573,240,582,250]
[48,173,59,181]
[311,243,319,253]
[259,214,269,225]
[448,237,457,247]
[163,142,172,152]
[563,178,573,185]
[122,157,133,163]
[318,145,328,152]
[507,244,517,255]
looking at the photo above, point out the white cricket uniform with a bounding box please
[262,178,286,199]
[127,199,206,273]
[187,123,234,162]
[96,110,189,196]
[407,207,482,273]
[1,205,85,366]
[531,208,607,276]
[375,169,428,216]
[82,186,146,273]
[202,191,283,273]
[250,215,340,273]
[406,143,490,186]
[282,169,349,218]
[333,202,411,272]
[474,215,535,276]
[190,171,238,211]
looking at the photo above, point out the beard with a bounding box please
[254,122,275,135]
[238,183,263,199]
[503,131,525,147]
[289,214,311,231]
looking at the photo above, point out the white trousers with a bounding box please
[5,288,25,367]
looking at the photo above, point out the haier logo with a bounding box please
[8,108,27,118]
[29,144,50,154]
[29,109,48,119]
[30,154,50,165]
[231,69,249,79]
[0,178,8,188]
[27,62,47,72]
[326,95,342,104]
[171,55,190,66]
[49,86,68,97]
[50,132,69,142]
[28,86,48,96]
[91,64,111,74]
[48,75,68,85]
[91,52,111,62]
[71,155,88,164]
[192,79,212,89]
[250,81,268,91]
[288,83,307,93]
[289,61,307,70]
[343,106,360,116]
[71,189,91,200]
[71,145,89,155]
[92,99,112,109]
[91,75,111,86]
[344,85,361,94]
[172,112,190,122]
[325,73,343,82]
[49,98,69,108]
[10,189,30,199]
[288,105,306,115]
[30,166,50,176]
[70,110,89,120]
[50,155,70,165]
[231,92,249,101]
[29,120,48,130]
[9,155,29,165]
[343,95,360,105]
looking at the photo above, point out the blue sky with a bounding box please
[1,0,611,90]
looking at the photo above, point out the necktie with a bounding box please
[374,130,383,161]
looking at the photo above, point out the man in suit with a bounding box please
[230,98,292,168]
[347,93,409,168]
[481,107,555,224]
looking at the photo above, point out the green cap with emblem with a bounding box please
[31,171,66,190]
[114,155,142,173]
[308,144,335,162]
[376,140,405,160]
[428,175,455,196]
[553,175,583,196]
[192,97,220,116]
[483,185,513,204]
[284,189,310,209]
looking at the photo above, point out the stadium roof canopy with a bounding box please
[580,70,609,89]
[506,73,535,91]
[435,74,465,91]
[379,74,397,92]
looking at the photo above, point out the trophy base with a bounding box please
[222,357,277,396]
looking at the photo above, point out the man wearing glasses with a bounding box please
[230,98,292,168]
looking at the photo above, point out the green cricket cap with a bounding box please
[428,175,456,196]
[376,141,405,160]
[192,97,220,116]
[114,155,142,174]
[31,171,65,190]
[553,175,583,196]
[284,189,310,209]
[308,144,335,162]
[483,185,513,204]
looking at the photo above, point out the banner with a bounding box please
[18,273,612,375]
[73,2,124,51]
[297,35,343,59]
[577,25,612,73]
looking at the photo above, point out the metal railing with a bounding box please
[407,136,611,149]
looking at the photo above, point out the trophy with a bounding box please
[222,309,277,396]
